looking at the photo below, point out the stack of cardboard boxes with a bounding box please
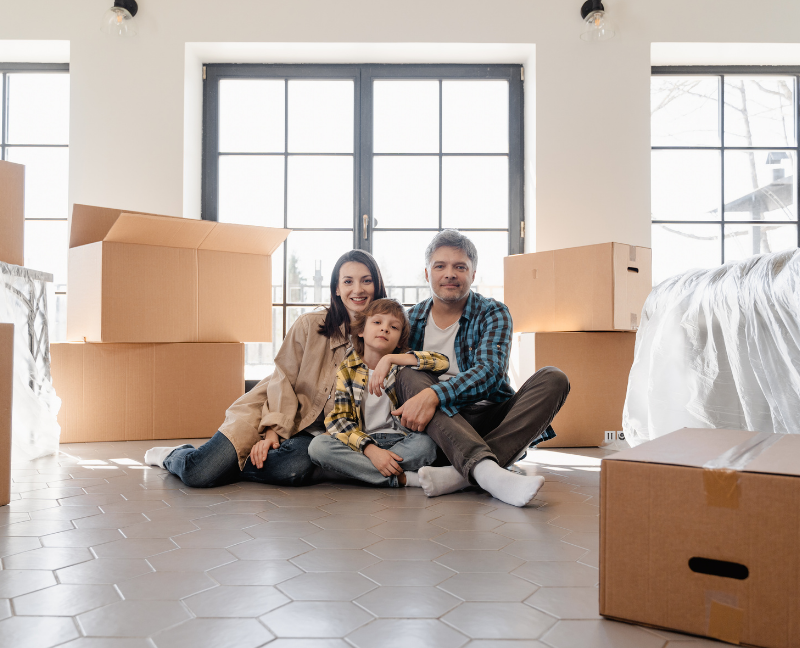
[504,242,652,447]
[51,205,289,443]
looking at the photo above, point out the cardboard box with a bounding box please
[504,242,652,332]
[67,205,290,343]
[511,332,635,447]
[0,161,24,266]
[600,428,800,648]
[51,342,244,443]
[0,324,12,506]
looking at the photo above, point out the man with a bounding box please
[392,229,570,507]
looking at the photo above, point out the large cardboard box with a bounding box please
[504,242,652,332]
[51,342,244,443]
[510,331,635,447]
[0,324,12,506]
[600,429,800,648]
[67,205,290,343]
[0,161,24,267]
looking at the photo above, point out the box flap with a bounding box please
[104,213,214,249]
[605,428,800,477]
[199,223,290,255]
[70,204,174,249]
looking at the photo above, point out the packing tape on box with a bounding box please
[702,431,783,508]
[707,600,744,644]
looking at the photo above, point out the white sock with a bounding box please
[404,471,421,488]
[418,466,470,497]
[144,446,182,469]
[472,459,545,507]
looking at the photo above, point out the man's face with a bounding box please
[425,246,475,304]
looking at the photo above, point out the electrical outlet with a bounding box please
[605,431,616,442]
[605,431,626,442]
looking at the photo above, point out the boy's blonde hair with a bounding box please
[351,298,410,358]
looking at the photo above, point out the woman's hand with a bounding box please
[364,443,404,477]
[250,429,281,469]
[369,356,393,397]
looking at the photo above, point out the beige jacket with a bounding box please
[219,310,348,469]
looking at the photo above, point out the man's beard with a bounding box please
[432,283,469,303]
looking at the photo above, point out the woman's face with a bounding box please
[336,261,375,320]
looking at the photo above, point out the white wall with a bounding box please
[2,0,800,252]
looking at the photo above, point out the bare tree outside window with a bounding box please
[651,71,799,284]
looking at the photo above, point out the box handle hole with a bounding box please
[627,266,639,273]
[689,557,749,580]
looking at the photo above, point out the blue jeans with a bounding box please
[163,431,317,488]
[308,430,437,488]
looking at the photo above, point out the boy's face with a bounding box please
[359,312,403,356]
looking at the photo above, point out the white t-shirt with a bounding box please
[362,369,394,434]
[423,316,461,382]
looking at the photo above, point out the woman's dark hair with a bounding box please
[350,298,410,358]
[318,250,387,340]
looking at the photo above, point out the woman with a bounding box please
[143,250,387,488]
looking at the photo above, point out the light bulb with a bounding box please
[101,5,138,37]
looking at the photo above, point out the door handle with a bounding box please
[363,214,368,240]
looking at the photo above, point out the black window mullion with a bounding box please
[282,78,288,341]
[508,65,524,254]
[439,79,443,232]
[720,74,725,265]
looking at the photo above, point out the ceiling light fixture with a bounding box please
[580,0,615,42]
[101,0,139,38]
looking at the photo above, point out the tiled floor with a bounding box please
[0,441,721,648]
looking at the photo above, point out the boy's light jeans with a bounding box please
[308,429,437,488]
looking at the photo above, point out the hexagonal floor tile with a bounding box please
[277,572,377,601]
[228,538,312,561]
[360,560,455,586]
[73,512,149,529]
[2,547,94,570]
[116,570,217,601]
[78,599,191,637]
[0,569,57,598]
[429,515,503,531]
[192,514,263,529]
[147,548,235,572]
[438,572,539,602]
[369,521,446,540]
[184,584,289,617]
[208,559,303,586]
[236,521,318,537]
[548,515,600,533]
[347,619,468,648]
[0,520,74,537]
[152,618,274,648]
[0,615,79,648]
[119,519,199,539]
[0,536,42,558]
[42,528,124,548]
[302,529,382,550]
[511,561,599,587]
[258,507,330,522]
[57,558,153,584]
[260,601,373,638]
[434,530,513,551]
[91,538,178,560]
[13,583,121,616]
[356,586,461,618]
[503,540,588,562]
[443,601,556,640]
[525,587,601,619]
[541,619,669,648]
[435,550,524,573]
[367,539,449,560]
[292,549,381,572]
[171,528,252,549]
[311,515,382,530]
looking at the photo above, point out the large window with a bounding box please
[651,67,800,285]
[203,64,524,378]
[1,64,70,340]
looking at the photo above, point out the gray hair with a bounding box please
[424,229,478,270]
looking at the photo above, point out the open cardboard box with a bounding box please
[0,324,12,506]
[504,242,652,332]
[0,161,24,267]
[511,331,635,447]
[601,428,800,647]
[67,205,290,343]
[51,341,244,443]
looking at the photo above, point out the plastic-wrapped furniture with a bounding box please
[623,249,800,446]
[0,261,61,460]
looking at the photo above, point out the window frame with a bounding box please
[651,65,800,264]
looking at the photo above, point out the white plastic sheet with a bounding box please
[0,262,61,461]
[623,249,800,446]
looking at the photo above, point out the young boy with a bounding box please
[308,298,448,488]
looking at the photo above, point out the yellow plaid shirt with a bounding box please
[324,348,449,452]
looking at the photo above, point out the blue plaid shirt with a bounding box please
[408,290,556,446]
[408,291,515,416]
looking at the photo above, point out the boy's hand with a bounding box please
[364,444,403,477]
[392,388,439,432]
[369,356,393,397]
[250,429,280,469]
